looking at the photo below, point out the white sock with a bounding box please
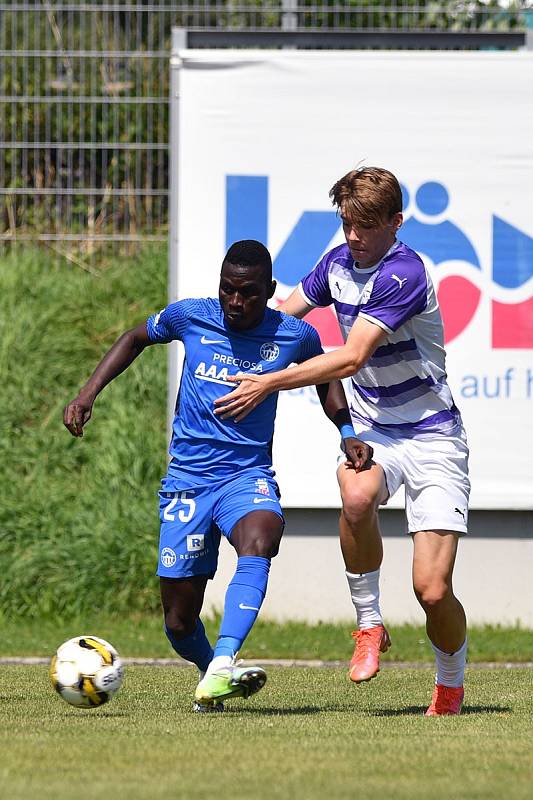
[205,655,233,676]
[431,638,467,688]
[346,568,383,629]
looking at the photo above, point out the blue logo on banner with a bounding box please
[225,175,533,347]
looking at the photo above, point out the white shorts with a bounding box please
[344,425,471,535]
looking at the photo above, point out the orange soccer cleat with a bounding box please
[425,684,464,716]
[348,624,391,684]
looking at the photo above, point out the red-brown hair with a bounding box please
[330,167,403,228]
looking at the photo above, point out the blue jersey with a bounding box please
[146,298,323,484]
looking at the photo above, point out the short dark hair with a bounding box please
[222,240,272,281]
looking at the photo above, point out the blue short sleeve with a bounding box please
[297,322,324,363]
[147,301,189,343]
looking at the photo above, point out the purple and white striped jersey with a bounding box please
[299,241,461,437]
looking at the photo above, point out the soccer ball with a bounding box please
[50,635,124,708]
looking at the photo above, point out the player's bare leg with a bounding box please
[338,461,386,572]
[160,576,225,712]
[337,462,391,683]
[160,575,208,643]
[412,530,467,715]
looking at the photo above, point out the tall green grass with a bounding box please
[0,247,168,617]
[0,613,532,663]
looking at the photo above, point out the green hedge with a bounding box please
[0,247,168,618]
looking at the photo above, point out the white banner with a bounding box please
[173,50,533,509]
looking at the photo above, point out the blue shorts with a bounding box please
[157,468,283,579]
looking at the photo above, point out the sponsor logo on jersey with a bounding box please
[213,353,262,371]
[195,362,232,385]
[194,357,264,385]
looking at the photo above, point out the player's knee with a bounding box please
[341,486,377,526]
[414,577,451,610]
[164,608,197,640]
[237,532,281,559]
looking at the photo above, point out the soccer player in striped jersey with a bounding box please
[63,239,371,712]
[215,170,470,716]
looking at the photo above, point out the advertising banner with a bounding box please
[173,50,533,509]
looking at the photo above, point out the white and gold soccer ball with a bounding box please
[50,635,124,708]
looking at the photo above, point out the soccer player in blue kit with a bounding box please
[215,171,471,716]
[63,239,372,711]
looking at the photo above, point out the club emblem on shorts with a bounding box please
[161,547,177,568]
[254,478,270,496]
[260,342,280,362]
[187,534,205,552]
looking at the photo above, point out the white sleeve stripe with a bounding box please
[358,312,394,335]
[298,282,318,308]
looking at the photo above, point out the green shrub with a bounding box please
[0,246,168,617]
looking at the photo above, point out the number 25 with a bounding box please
[163,491,196,523]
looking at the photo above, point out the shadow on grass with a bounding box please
[372,704,511,716]
[227,705,322,716]
[57,710,132,718]
[228,703,393,715]
[462,705,511,715]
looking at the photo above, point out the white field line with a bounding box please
[1,657,532,669]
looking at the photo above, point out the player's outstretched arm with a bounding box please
[277,288,313,319]
[63,322,152,437]
[315,380,373,472]
[214,317,387,422]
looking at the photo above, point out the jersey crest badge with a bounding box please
[260,342,280,362]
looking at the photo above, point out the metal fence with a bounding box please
[0,2,529,264]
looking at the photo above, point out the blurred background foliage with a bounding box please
[0,0,527,261]
[0,245,168,617]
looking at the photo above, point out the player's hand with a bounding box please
[342,437,374,472]
[214,373,273,422]
[63,394,94,437]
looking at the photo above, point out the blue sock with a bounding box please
[214,555,271,658]
[164,618,214,673]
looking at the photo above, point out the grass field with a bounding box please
[1,664,532,800]
[2,617,532,799]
